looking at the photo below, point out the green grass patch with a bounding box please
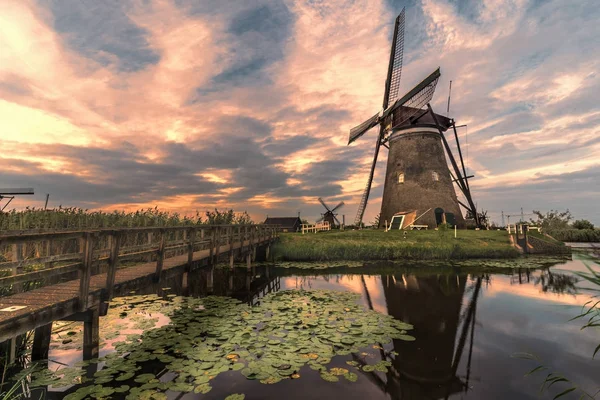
[272,229,520,261]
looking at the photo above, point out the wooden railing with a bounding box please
[0,225,278,310]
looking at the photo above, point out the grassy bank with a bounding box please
[272,229,521,261]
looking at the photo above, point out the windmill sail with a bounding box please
[384,8,406,106]
[349,8,405,146]
[352,9,405,226]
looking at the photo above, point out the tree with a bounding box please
[530,209,572,231]
[371,213,381,228]
[572,219,594,230]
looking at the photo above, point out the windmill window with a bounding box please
[398,172,405,183]
[432,171,439,181]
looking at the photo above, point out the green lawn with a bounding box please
[272,229,520,261]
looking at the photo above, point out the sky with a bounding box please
[1,0,598,225]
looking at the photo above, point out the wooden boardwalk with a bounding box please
[0,225,277,349]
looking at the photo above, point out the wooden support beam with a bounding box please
[78,232,94,312]
[207,267,214,293]
[154,229,166,282]
[31,322,52,361]
[83,307,99,360]
[105,232,121,301]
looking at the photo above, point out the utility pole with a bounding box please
[501,211,505,227]
[44,194,50,210]
[521,208,524,223]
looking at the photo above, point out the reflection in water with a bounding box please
[375,273,480,399]
[8,253,600,400]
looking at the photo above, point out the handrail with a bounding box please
[0,225,279,307]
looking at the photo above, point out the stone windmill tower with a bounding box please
[348,8,481,229]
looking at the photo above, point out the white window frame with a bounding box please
[398,172,405,183]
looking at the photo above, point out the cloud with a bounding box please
[0,0,598,224]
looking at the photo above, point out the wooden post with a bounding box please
[252,227,257,261]
[146,232,153,262]
[155,229,166,282]
[207,267,214,293]
[79,233,94,312]
[227,227,233,270]
[105,232,121,301]
[44,240,52,268]
[83,307,100,360]
[32,323,53,361]
[208,227,214,265]
[187,228,196,271]
[215,226,221,264]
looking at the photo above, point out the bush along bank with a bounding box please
[545,229,600,243]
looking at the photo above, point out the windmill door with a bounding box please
[435,208,445,226]
[390,215,404,230]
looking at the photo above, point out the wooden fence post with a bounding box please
[146,232,153,262]
[252,226,257,261]
[229,226,234,269]
[105,232,121,301]
[11,243,23,293]
[208,227,214,265]
[79,233,94,312]
[215,226,221,264]
[187,228,196,271]
[155,229,166,282]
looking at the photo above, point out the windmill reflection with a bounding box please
[361,273,483,399]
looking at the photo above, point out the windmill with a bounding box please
[0,188,34,211]
[316,197,344,228]
[348,8,481,229]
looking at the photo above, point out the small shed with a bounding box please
[264,217,302,233]
[388,210,418,230]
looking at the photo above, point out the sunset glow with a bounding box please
[1,0,598,224]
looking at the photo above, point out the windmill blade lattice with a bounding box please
[318,197,331,212]
[331,201,345,212]
[385,8,406,105]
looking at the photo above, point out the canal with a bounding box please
[5,251,599,400]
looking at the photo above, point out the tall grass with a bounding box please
[0,207,253,231]
[546,229,600,243]
[272,230,521,261]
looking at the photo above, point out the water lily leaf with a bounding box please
[344,372,358,382]
[362,365,375,372]
[320,372,339,382]
[194,383,212,394]
[224,394,245,400]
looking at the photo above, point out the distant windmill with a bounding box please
[348,8,481,229]
[0,188,34,211]
[316,198,345,228]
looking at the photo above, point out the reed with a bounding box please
[272,230,520,261]
[546,229,600,243]
[0,207,253,231]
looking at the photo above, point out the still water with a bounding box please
[37,251,599,400]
